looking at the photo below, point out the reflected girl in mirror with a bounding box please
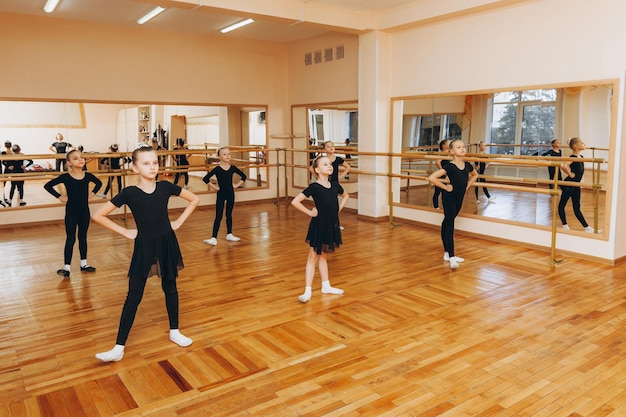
[428,139,478,269]
[474,141,495,204]
[202,147,247,245]
[0,140,11,207]
[432,139,449,209]
[558,137,599,233]
[44,150,102,277]
[173,138,190,189]
[542,139,562,189]
[5,144,33,206]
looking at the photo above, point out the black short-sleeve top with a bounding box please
[111,181,182,239]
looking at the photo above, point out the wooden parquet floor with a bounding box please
[1,200,625,416]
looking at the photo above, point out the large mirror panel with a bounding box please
[392,81,614,232]
[291,102,358,196]
[0,100,268,208]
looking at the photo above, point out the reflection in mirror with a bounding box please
[291,102,358,197]
[393,82,613,232]
[0,100,268,208]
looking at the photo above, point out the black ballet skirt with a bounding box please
[128,229,183,280]
[302,182,344,254]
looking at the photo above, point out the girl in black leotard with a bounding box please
[428,139,478,270]
[5,144,33,206]
[474,141,494,204]
[44,150,102,277]
[558,137,599,233]
[291,155,350,303]
[432,139,449,209]
[92,147,199,362]
[202,147,247,246]
[173,138,190,189]
[98,144,124,198]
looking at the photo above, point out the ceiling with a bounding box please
[0,0,420,42]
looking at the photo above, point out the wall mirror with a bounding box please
[0,100,268,207]
[291,102,358,196]
[391,81,615,232]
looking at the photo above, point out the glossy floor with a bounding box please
[0,200,623,416]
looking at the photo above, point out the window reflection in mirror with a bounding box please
[0,100,268,208]
[392,82,614,232]
[291,102,358,198]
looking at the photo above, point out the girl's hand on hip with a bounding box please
[123,229,138,239]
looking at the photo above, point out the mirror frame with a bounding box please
[389,80,617,235]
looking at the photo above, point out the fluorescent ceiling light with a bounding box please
[137,6,166,25]
[220,18,255,34]
[43,0,61,13]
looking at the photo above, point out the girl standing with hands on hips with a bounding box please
[44,150,102,277]
[428,139,477,270]
[202,147,247,245]
[291,155,349,303]
[558,137,598,233]
[92,146,199,362]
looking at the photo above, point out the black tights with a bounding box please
[441,192,464,257]
[9,181,24,200]
[558,186,588,228]
[64,212,90,264]
[116,274,179,345]
[103,175,122,195]
[474,177,490,199]
[174,171,189,186]
[212,193,235,237]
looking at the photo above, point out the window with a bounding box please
[406,114,462,148]
[490,89,556,155]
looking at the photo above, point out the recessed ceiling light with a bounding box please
[137,6,166,25]
[220,18,255,34]
[43,0,61,13]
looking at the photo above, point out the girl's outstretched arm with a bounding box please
[92,201,137,239]
[291,192,317,217]
[171,188,199,230]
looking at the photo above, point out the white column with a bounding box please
[357,31,391,219]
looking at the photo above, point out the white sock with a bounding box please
[298,286,312,303]
[169,329,193,347]
[64,264,71,272]
[80,259,87,267]
[450,258,460,269]
[95,344,125,362]
[443,252,450,261]
[321,281,344,295]
[562,224,570,230]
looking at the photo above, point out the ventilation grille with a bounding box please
[304,45,344,66]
